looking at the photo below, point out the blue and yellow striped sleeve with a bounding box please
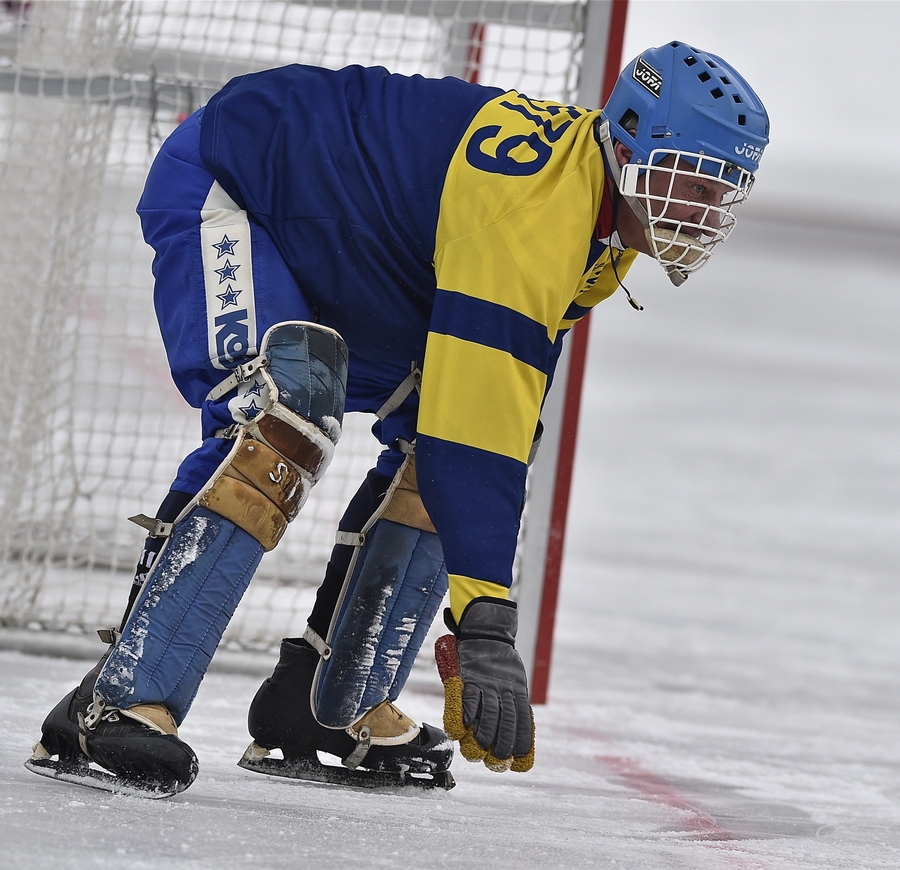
[414,92,628,620]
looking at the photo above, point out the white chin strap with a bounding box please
[597,120,751,287]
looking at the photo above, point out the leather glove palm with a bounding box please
[435,597,534,772]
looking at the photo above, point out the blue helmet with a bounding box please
[602,40,769,175]
[598,41,770,285]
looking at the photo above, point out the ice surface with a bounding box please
[2,213,898,869]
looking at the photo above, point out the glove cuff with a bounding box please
[445,597,518,645]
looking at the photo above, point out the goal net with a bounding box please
[0,0,618,660]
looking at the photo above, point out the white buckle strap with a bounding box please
[128,514,174,538]
[395,438,415,455]
[342,726,371,770]
[206,355,269,403]
[96,627,122,645]
[302,625,332,660]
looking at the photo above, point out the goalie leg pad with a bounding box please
[312,455,448,729]
[94,323,347,723]
[96,507,263,724]
[314,520,447,728]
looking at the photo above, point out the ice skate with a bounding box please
[25,653,198,799]
[238,638,454,790]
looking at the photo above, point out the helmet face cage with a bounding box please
[622,148,755,275]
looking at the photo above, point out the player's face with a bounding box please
[642,155,733,238]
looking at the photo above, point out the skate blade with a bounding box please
[238,742,455,791]
[25,754,180,800]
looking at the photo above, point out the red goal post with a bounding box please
[514,0,629,703]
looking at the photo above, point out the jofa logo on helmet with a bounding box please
[633,55,663,98]
[735,142,764,162]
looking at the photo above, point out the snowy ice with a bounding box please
[3,204,897,870]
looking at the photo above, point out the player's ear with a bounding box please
[613,140,633,168]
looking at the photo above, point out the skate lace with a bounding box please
[77,696,125,759]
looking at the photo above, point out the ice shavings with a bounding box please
[96,515,211,702]
[344,580,395,701]
[382,614,416,673]
[319,414,342,444]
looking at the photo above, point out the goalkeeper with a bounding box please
[27,42,768,794]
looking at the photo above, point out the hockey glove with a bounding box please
[434,598,535,772]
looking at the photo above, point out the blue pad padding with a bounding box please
[314,519,448,728]
[265,323,348,432]
[96,507,263,724]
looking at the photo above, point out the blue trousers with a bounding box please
[137,109,418,497]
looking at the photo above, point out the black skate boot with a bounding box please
[26,650,198,798]
[239,638,454,789]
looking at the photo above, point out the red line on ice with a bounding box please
[595,752,771,867]
[561,725,770,867]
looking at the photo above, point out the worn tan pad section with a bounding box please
[347,700,421,746]
[199,438,311,551]
[379,454,436,533]
[121,703,179,736]
[253,413,331,482]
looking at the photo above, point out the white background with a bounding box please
[623,0,900,224]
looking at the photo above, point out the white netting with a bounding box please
[0,0,587,646]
